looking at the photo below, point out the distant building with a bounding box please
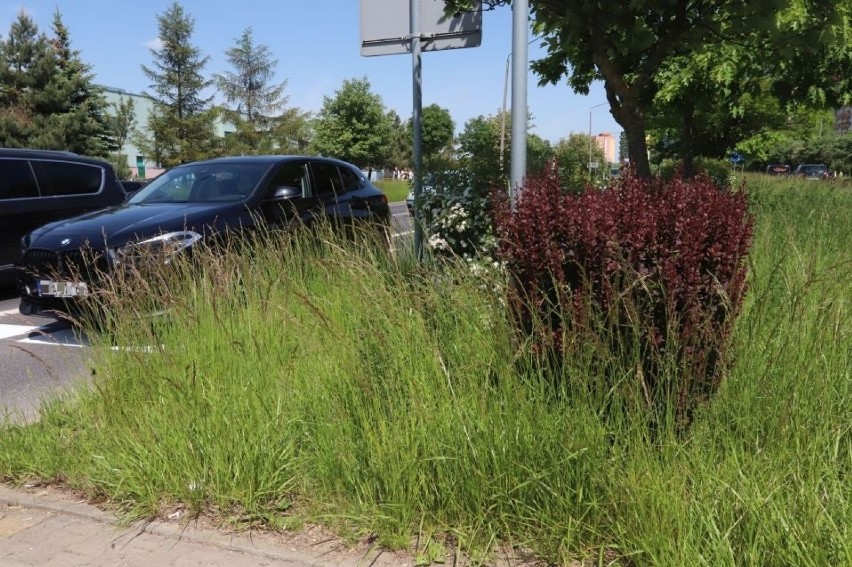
[594,132,617,164]
[102,86,235,180]
[102,87,161,180]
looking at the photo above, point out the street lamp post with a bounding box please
[588,102,607,178]
[499,35,540,178]
[499,51,510,176]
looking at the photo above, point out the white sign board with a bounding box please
[360,0,482,57]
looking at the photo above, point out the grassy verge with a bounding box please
[375,179,410,203]
[1,179,849,566]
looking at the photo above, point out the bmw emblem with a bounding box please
[60,238,71,246]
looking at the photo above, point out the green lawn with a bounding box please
[374,178,410,203]
[1,178,849,566]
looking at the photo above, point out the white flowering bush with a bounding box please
[412,169,506,290]
[415,170,497,261]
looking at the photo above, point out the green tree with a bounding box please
[0,10,110,155]
[140,1,215,166]
[269,107,313,154]
[458,113,503,189]
[458,111,552,189]
[526,132,553,178]
[446,0,817,178]
[0,12,51,146]
[385,109,411,170]
[311,77,391,170]
[554,133,605,191]
[34,11,112,156]
[214,27,290,153]
[648,0,851,175]
[108,95,136,177]
[407,103,455,168]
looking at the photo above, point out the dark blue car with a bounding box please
[16,155,390,316]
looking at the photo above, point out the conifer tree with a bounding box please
[0,12,54,147]
[140,1,215,166]
[0,10,111,156]
[214,27,289,153]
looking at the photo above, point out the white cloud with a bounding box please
[144,37,163,51]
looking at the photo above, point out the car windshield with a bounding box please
[800,165,827,174]
[128,163,270,205]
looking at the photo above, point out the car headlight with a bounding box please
[112,231,202,267]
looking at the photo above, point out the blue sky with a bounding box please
[2,0,623,143]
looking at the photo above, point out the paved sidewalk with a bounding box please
[0,484,412,567]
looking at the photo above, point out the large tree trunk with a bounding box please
[602,77,652,178]
[680,97,695,178]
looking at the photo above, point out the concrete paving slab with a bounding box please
[0,484,416,567]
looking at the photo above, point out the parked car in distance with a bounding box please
[16,155,391,316]
[120,179,148,199]
[0,148,126,286]
[765,164,791,176]
[793,163,830,180]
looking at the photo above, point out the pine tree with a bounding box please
[140,1,215,166]
[35,10,112,156]
[214,27,289,153]
[0,12,54,147]
[0,10,111,156]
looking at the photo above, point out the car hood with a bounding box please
[28,202,253,250]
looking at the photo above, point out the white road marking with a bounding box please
[0,324,39,340]
[16,327,86,348]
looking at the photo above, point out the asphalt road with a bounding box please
[0,288,90,423]
[0,203,412,422]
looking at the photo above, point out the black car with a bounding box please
[16,155,391,316]
[0,148,126,285]
[765,164,791,176]
[793,163,830,180]
[120,179,148,199]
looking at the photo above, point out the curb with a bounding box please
[0,484,401,566]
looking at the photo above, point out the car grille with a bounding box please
[21,248,110,280]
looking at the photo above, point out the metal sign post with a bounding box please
[360,0,482,259]
[410,0,424,260]
[510,0,528,207]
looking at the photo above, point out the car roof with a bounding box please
[0,147,114,168]
[183,155,358,168]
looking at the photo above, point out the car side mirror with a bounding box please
[268,185,301,202]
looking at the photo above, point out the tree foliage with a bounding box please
[108,95,136,177]
[214,26,290,153]
[446,0,848,179]
[458,111,553,190]
[648,0,852,174]
[553,133,605,191]
[407,103,455,168]
[311,77,391,169]
[458,113,504,189]
[0,10,111,156]
[140,1,216,166]
[269,107,313,155]
[385,110,411,170]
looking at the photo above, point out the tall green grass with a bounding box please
[1,178,849,566]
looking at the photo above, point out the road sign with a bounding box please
[589,161,599,170]
[360,0,482,56]
[729,152,744,165]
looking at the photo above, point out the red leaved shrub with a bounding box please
[492,168,753,429]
